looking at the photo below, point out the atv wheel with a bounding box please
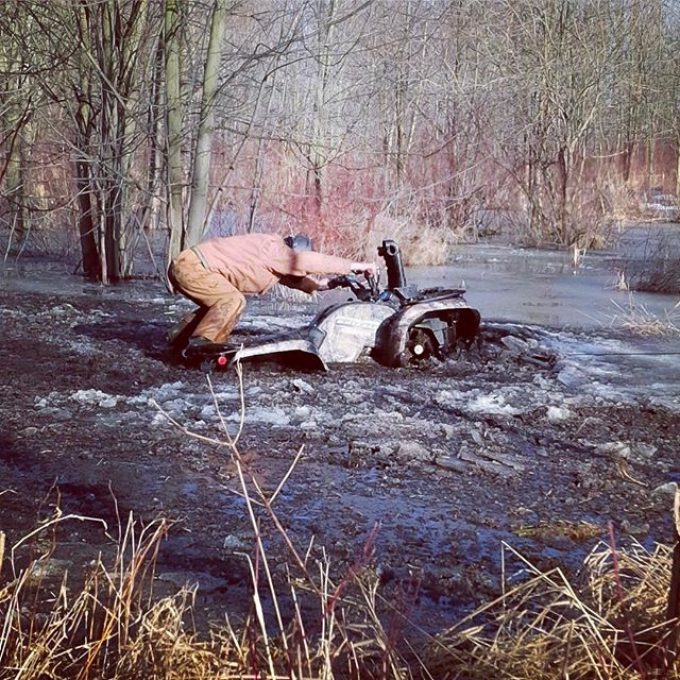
[404,327,437,364]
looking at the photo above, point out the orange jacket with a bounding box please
[195,233,354,294]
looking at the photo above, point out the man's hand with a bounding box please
[350,261,377,277]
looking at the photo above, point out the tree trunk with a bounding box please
[165,0,186,261]
[186,0,227,247]
[5,132,26,241]
[676,135,680,200]
[307,0,337,220]
[75,158,100,280]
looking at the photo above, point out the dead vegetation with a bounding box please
[0,524,678,679]
[615,228,680,296]
[610,296,680,337]
[3,498,680,679]
[2,376,680,679]
[354,211,471,267]
[428,516,680,680]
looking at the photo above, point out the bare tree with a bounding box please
[484,0,624,244]
[4,0,680,276]
[185,0,229,247]
[0,4,39,247]
[21,0,160,281]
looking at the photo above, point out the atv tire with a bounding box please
[404,326,438,365]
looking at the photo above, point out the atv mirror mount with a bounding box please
[365,271,379,300]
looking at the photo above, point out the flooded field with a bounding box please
[415,237,678,329]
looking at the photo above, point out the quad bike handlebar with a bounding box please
[326,272,379,301]
[377,239,407,289]
[325,240,419,303]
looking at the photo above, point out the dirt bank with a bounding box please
[0,275,678,636]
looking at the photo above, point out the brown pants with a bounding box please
[169,250,246,343]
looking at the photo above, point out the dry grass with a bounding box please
[3,517,679,680]
[3,373,680,678]
[0,382,409,679]
[613,225,680,295]
[0,512,170,679]
[356,211,469,266]
[427,529,680,680]
[610,295,680,336]
[513,519,602,542]
[613,270,630,292]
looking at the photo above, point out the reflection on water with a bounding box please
[0,260,164,301]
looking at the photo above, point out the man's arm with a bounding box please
[278,274,321,294]
[295,250,377,276]
[268,238,377,278]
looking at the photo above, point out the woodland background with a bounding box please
[1,0,679,281]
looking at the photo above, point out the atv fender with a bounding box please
[315,301,394,364]
[227,338,328,371]
[374,298,480,367]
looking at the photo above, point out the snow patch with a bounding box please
[467,393,521,416]
[129,381,186,405]
[435,388,526,415]
[70,389,119,408]
[556,365,586,388]
[226,406,290,426]
[546,405,571,422]
[67,339,98,356]
[151,412,170,427]
[649,396,680,413]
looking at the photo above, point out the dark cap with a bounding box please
[284,233,313,251]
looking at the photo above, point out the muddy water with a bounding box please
[2,233,678,423]
[408,239,680,411]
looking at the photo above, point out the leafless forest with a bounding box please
[1,0,679,281]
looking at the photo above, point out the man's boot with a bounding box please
[167,310,200,346]
[182,335,232,360]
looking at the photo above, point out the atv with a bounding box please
[186,239,481,372]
